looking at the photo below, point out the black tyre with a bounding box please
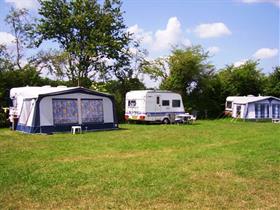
[162,118,170,124]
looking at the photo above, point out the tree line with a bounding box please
[0,0,279,126]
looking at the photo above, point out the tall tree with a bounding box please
[160,46,214,97]
[155,46,217,117]
[5,8,33,70]
[35,0,132,86]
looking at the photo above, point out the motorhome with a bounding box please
[125,90,185,123]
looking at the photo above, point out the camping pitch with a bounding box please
[9,86,118,133]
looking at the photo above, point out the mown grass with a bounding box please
[0,120,279,209]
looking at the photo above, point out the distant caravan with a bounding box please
[225,95,280,121]
[125,90,187,124]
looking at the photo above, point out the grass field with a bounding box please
[0,120,279,209]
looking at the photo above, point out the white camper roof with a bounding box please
[126,90,179,98]
[10,86,75,99]
[226,95,280,104]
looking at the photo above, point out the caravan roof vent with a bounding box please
[247,95,255,97]
[43,85,51,88]
[57,86,67,88]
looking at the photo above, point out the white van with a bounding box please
[125,90,185,123]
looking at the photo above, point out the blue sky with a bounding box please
[0,0,279,86]
[123,0,279,70]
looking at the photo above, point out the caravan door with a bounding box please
[155,95,161,119]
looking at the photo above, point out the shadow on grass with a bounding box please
[37,127,129,135]
[83,127,130,133]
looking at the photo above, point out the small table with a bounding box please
[175,114,192,124]
[272,119,280,123]
[71,126,82,134]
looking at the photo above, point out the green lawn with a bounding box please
[0,120,279,209]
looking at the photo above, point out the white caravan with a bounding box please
[125,90,185,123]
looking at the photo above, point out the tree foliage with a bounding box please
[0,45,14,72]
[35,0,132,86]
[160,46,214,96]
[158,46,217,117]
[264,66,280,97]
[141,57,169,81]
[92,78,146,122]
[217,60,265,97]
[0,65,68,108]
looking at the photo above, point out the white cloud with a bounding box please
[240,0,280,7]
[128,17,191,52]
[194,22,231,38]
[5,0,38,9]
[253,48,279,59]
[153,17,191,51]
[234,59,249,67]
[127,24,153,45]
[0,32,16,46]
[207,46,220,54]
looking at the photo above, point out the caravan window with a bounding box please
[128,100,136,107]
[52,99,78,124]
[162,100,170,106]
[226,101,232,109]
[81,99,103,123]
[172,100,181,107]
[156,96,160,104]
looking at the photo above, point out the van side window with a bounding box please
[156,96,160,104]
[172,100,180,107]
[162,100,170,106]
[128,100,136,107]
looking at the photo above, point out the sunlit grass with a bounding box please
[0,120,279,209]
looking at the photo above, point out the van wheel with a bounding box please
[162,118,170,124]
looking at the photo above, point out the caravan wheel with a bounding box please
[162,118,170,124]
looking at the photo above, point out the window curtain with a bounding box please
[52,99,78,124]
[81,99,104,123]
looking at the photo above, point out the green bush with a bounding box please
[0,109,9,128]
